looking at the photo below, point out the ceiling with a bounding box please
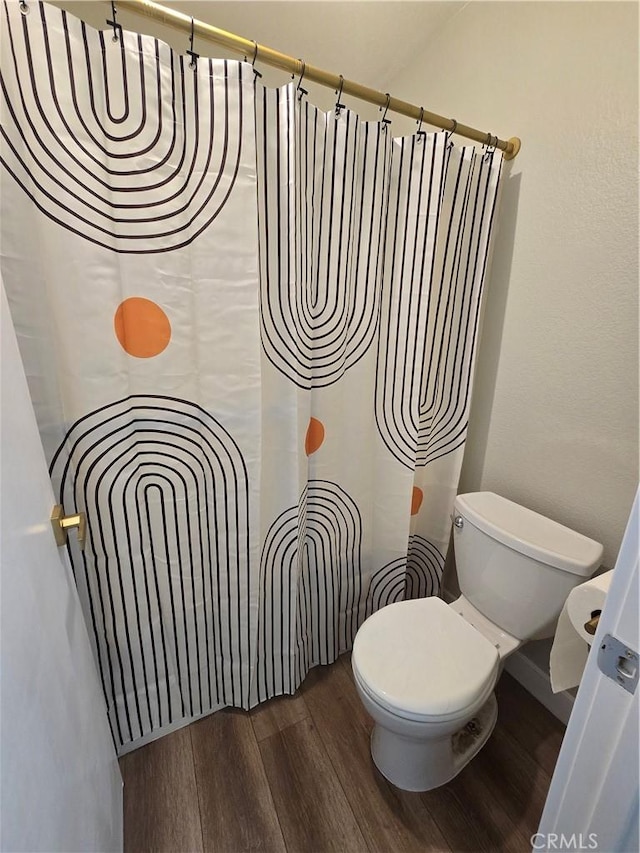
[49,1,465,113]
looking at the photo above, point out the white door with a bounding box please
[536,489,639,852]
[1,285,123,852]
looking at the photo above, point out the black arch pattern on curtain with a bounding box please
[375,136,503,469]
[415,148,503,467]
[256,86,391,388]
[255,480,363,700]
[365,535,444,615]
[0,1,247,253]
[49,395,250,749]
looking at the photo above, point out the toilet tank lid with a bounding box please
[454,492,603,576]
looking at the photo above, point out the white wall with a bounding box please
[389,1,638,569]
[50,1,463,117]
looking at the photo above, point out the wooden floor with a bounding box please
[120,655,565,853]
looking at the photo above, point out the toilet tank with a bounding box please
[452,492,603,641]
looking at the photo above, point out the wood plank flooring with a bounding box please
[120,655,565,852]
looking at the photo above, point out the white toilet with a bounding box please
[352,491,603,792]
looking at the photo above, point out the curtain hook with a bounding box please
[295,59,308,100]
[19,0,29,15]
[335,74,345,117]
[106,1,122,43]
[250,41,262,79]
[380,93,391,129]
[416,106,426,142]
[484,131,497,160]
[187,17,199,71]
[445,118,457,148]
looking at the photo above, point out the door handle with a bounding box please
[51,504,87,551]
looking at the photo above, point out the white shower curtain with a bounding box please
[0,1,502,751]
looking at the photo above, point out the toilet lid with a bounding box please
[352,597,499,721]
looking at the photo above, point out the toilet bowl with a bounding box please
[352,491,604,792]
[352,596,503,791]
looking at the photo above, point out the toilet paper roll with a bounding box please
[550,571,613,693]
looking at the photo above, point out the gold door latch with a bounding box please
[51,504,87,551]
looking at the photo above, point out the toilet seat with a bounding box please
[352,597,500,723]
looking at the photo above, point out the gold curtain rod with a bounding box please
[117,0,521,160]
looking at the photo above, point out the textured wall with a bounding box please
[389,1,639,568]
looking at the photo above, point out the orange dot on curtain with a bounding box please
[305,417,325,455]
[411,487,424,516]
[114,297,171,358]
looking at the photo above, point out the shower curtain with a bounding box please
[0,1,503,751]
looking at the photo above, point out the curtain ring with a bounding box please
[187,17,199,71]
[484,132,497,161]
[335,74,345,116]
[485,131,498,149]
[106,1,122,43]
[380,93,391,127]
[250,41,262,78]
[19,0,29,14]
[445,118,457,147]
[416,106,426,142]
[295,59,308,99]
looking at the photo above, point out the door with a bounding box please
[536,489,639,852]
[0,285,123,852]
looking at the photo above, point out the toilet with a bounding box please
[351,491,603,792]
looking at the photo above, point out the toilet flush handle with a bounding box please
[452,515,464,529]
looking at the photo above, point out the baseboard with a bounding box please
[503,651,574,725]
[117,705,216,756]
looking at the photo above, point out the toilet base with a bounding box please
[370,693,498,792]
